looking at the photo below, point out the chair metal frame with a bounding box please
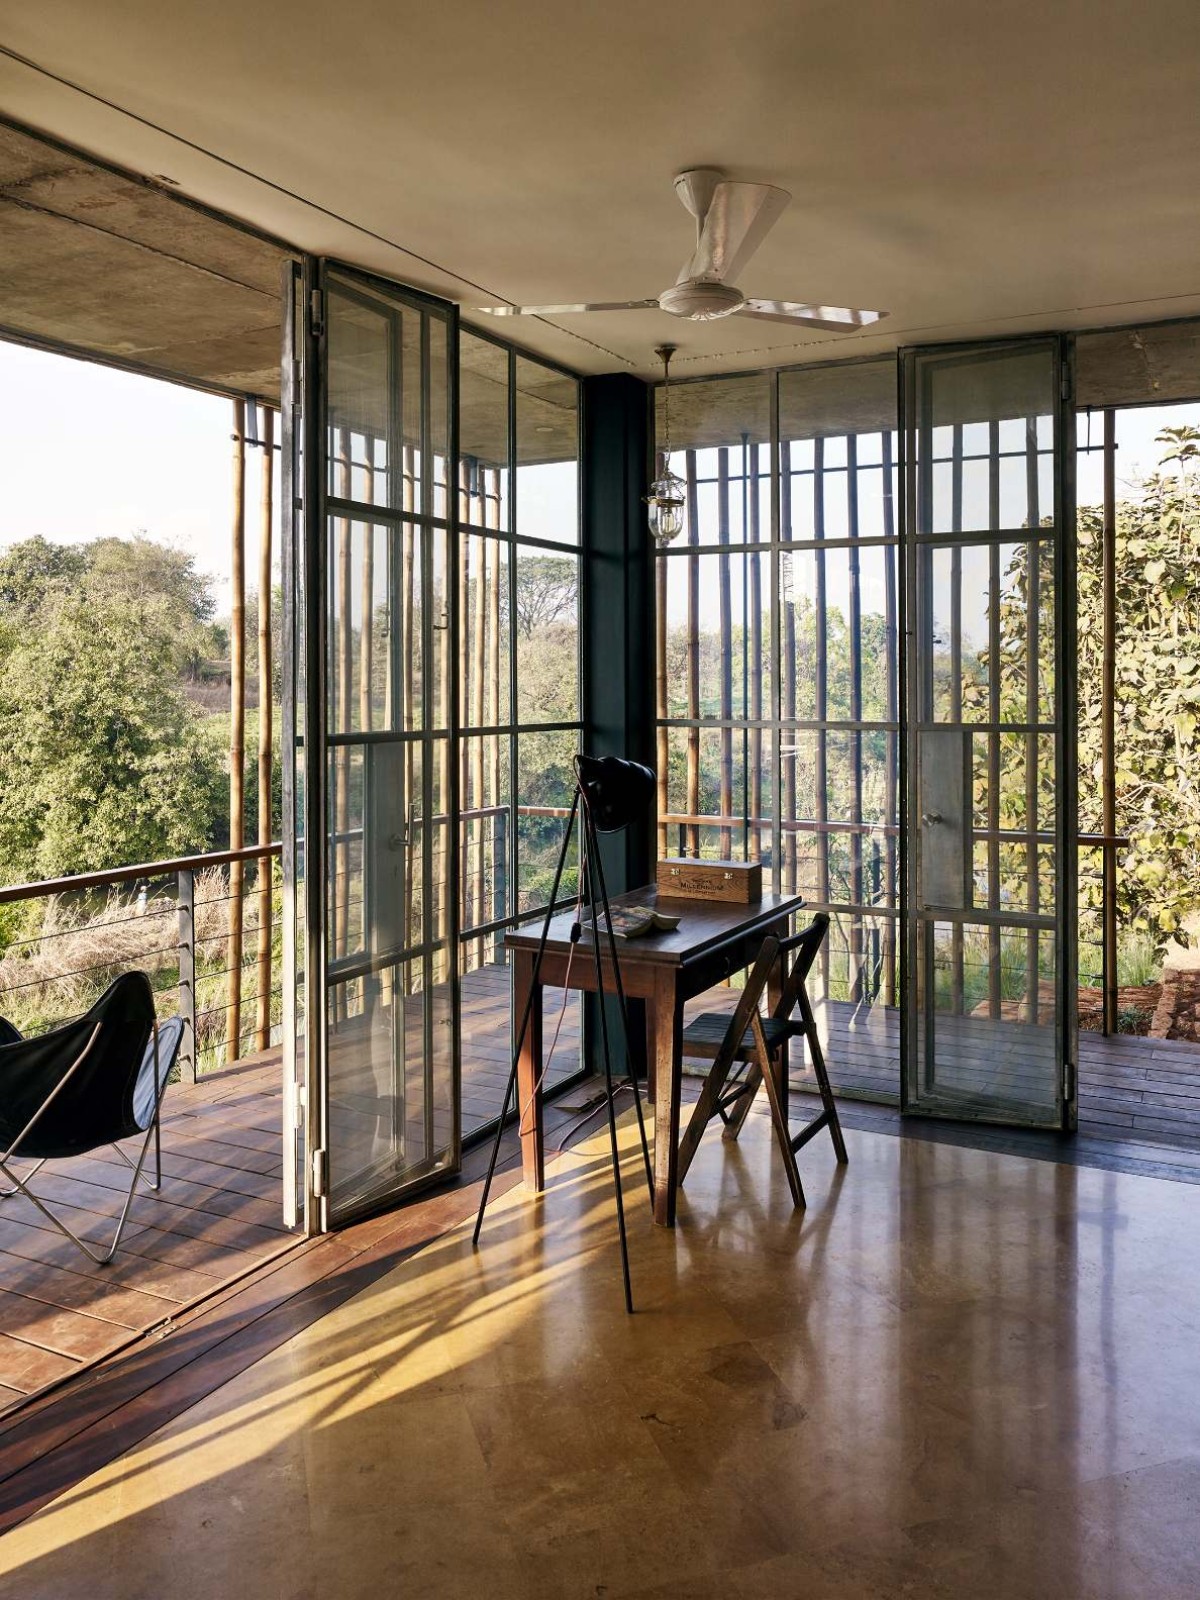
[0,1019,173,1266]
[677,913,848,1207]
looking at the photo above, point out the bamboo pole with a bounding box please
[488,466,503,953]
[360,455,375,735]
[950,423,965,1015]
[847,434,864,1005]
[226,398,246,1066]
[473,516,488,960]
[436,457,451,962]
[813,437,830,990]
[458,462,472,959]
[1101,408,1118,1034]
[1024,416,1041,1024]
[881,429,898,1006]
[656,553,669,862]
[717,449,734,858]
[335,429,353,1002]
[748,444,763,864]
[401,446,416,971]
[987,420,1003,1019]
[254,405,274,1052]
[781,441,798,895]
[685,449,701,857]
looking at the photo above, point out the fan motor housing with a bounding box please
[658,280,745,321]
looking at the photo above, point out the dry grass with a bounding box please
[0,864,277,1062]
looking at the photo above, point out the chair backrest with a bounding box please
[770,913,831,1023]
[702,933,782,1083]
[0,972,158,1160]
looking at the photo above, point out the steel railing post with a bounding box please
[177,867,197,1085]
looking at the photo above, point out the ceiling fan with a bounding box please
[477,168,887,332]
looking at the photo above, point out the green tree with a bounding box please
[983,427,1200,951]
[0,536,88,619]
[1079,429,1200,945]
[0,590,224,880]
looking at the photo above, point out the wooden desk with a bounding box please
[505,886,805,1227]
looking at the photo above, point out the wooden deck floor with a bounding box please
[0,1055,291,1415]
[0,965,577,1414]
[800,994,1200,1148]
[2,966,1197,1417]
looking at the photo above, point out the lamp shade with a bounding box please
[574,754,655,833]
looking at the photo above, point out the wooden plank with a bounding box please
[0,1256,183,1328]
[0,1335,78,1395]
[0,1221,207,1302]
[0,1198,275,1277]
[16,1163,284,1237]
[0,1290,133,1363]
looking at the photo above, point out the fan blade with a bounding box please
[475,300,658,316]
[680,181,790,285]
[738,300,888,332]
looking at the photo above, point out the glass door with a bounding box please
[900,337,1076,1129]
[285,259,459,1230]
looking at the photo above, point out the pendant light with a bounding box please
[647,344,686,546]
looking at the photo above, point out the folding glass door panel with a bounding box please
[285,260,459,1231]
[900,338,1076,1129]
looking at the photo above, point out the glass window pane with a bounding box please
[517,731,580,913]
[460,332,510,531]
[516,357,579,545]
[515,550,578,724]
[460,734,512,947]
[655,376,771,548]
[461,534,510,729]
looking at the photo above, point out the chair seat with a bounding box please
[682,1010,794,1061]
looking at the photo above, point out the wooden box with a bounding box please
[656,858,763,904]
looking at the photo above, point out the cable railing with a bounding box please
[0,843,282,1083]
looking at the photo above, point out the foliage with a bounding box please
[0,536,88,616]
[1079,429,1200,946]
[0,580,225,881]
[661,430,1200,961]
[513,555,577,640]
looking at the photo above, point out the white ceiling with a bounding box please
[1,0,1198,381]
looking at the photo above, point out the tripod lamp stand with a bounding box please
[472,754,656,1313]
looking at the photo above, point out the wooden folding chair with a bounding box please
[676,913,847,1208]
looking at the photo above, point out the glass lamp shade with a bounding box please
[647,466,686,547]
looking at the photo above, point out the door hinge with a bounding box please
[308,288,325,339]
[1063,1062,1076,1103]
[291,1080,306,1129]
[1060,365,1073,403]
[311,1147,328,1198]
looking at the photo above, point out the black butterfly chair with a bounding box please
[0,972,183,1265]
[676,913,848,1208]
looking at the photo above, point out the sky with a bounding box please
[1,336,1194,633]
[0,340,579,620]
[663,399,1200,633]
[0,340,261,618]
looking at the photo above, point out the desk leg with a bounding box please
[651,970,682,1227]
[513,949,544,1192]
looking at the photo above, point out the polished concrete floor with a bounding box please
[0,1105,1198,1599]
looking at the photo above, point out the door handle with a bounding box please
[921,811,943,826]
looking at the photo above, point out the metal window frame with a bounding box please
[897,333,1077,1131]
